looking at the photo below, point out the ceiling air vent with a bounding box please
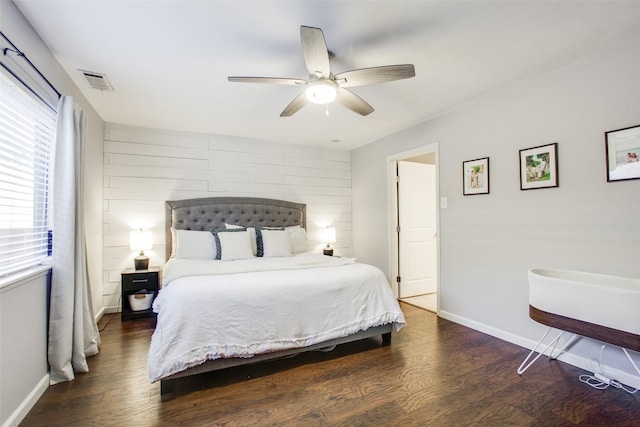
[78,69,114,91]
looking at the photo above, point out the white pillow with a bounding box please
[261,229,293,257]
[171,227,177,257]
[286,225,308,253]
[173,229,217,259]
[226,223,307,254]
[215,230,254,261]
[225,223,257,255]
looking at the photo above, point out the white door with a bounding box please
[397,160,437,298]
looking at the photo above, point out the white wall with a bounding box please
[102,124,352,310]
[0,270,49,427]
[0,1,104,425]
[352,39,640,386]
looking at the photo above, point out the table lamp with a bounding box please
[130,228,152,270]
[322,226,336,256]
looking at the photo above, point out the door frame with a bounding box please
[387,143,440,303]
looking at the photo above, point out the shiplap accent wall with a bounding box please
[103,124,352,310]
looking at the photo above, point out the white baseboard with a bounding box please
[104,305,120,314]
[438,310,535,348]
[94,306,120,324]
[2,374,49,427]
[438,310,640,390]
[94,306,105,322]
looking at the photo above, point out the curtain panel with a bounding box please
[47,96,100,384]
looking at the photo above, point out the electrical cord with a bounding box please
[578,344,638,394]
[98,313,116,332]
[98,294,122,332]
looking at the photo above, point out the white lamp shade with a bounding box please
[322,227,336,244]
[130,229,152,251]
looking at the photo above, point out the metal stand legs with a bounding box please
[518,328,640,387]
[517,327,566,375]
[622,348,640,377]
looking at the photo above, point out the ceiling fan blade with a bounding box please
[228,76,306,85]
[280,92,308,117]
[300,26,331,78]
[335,88,374,116]
[334,64,415,88]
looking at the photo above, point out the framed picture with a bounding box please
[519,143,558,190]
[605,124,640,182]
[462,157,490,195]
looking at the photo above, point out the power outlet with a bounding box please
[440,197,448,209]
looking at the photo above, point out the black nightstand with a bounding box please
[121,267,161,321]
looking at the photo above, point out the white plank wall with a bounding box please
[103,124,352,311]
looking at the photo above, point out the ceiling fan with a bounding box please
[228,26,416,117]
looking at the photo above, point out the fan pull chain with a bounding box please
[325,104,330,116]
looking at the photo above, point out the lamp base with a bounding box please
[323,247,334,256]
[134,255,149,270]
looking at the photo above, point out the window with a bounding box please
[0,72,56,277]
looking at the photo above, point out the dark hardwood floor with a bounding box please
[21,303,639,426]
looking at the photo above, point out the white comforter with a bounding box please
[148,254,406,382]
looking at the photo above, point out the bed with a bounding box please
[149,197,406,399]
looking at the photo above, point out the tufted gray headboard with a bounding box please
[165,197,306,260]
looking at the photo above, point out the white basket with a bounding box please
[128,291,154,311]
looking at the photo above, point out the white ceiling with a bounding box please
[14,0,640,150]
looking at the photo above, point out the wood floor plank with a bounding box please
[19,303,640,426]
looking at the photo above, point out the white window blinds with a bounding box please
[0,72,56,277]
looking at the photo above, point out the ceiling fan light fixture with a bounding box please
[228,26,415,116]
[305,81,337,104]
